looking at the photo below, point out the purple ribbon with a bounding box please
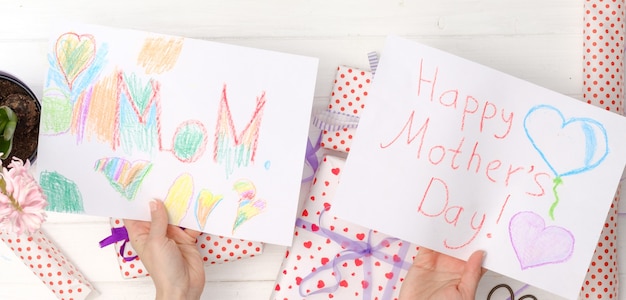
[311,109,361,132]
[295,212,412,299]
[302,132,323,183]
[368,51,379,77]
[99,226,138,262]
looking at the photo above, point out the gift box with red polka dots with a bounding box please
[0,229,94,300]
[108,218,264,279]
[271,155,419,299]
[320,66,372,153]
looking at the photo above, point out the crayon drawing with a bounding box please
[93,157,153,201]
[39,171,84,213]
[214,85,266,178]
[523,104,608,219]
[137,37,184,75]
[42,32,108,135]
[169,120,208,163]
[163,173,194,225]
[195,189,223,230]
[509,211,574,270]
[232,179,266,232]
[37,24,318,246]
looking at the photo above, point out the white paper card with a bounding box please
[37,24,318,246]
[333,36,626,299]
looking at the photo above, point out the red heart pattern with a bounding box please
[272,154,419,299]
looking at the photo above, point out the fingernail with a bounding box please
[149,201,157,212]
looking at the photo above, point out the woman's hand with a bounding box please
[124,200,205,300]
[399,247,486,300]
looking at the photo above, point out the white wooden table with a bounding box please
[0,0,622,299]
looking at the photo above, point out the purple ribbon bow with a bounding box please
[302,132,323,183]
[99,226,138,262]
[295,212,412,299]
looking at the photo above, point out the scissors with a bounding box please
[487,283,538,300]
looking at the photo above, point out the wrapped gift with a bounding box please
[579,0,624,298]
[272,155,419,299]
[319,66,372,153]
[0,229,94,300]
[100,218,264,279]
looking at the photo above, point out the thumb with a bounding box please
[460,250,486,297]
[148,200,169,239]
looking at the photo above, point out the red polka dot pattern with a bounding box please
[581,1,624,298]
[0,229,94,300]
[271,155,419,299]
[112,218,263,279]
[320,66,372,153]
[583,0,625,112]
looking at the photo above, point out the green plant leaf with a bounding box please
[0,106,18,159]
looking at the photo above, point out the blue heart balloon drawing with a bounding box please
[523,104,609,220]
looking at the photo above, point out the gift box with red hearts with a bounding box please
[271,155,419,299]
[102,218,264,279]
[319,66,372,153]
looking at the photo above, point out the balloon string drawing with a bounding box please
[523,104,609,220]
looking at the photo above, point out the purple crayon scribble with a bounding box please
[509,211,574,270]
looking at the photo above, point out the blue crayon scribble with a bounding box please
[523,104,608,219]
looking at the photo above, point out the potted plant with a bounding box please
[0,71,46,234]
[0,71,40,167]
[0,106,17,160]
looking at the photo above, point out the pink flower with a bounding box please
[0,157,47,235]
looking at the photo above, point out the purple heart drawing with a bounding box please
[509,211,575,270]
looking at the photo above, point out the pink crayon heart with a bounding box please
[509,211,575,270]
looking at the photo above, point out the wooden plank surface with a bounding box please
[0,0,620,299]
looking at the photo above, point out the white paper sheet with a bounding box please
[333,36,626,299]
[37,24,318,246]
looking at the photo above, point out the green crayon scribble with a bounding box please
[549,176,563,220]
[41,87,72,134]
[172,121,207,163]
[40,171,84,213]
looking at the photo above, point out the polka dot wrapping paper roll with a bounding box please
[580,0,624,299]
[106,218,264,279]
[0,229,94,300]
[319,66,373,154]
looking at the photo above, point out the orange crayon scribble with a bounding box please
[70,90,87,137]
[137,37,184,75]
[86,71,121,148]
